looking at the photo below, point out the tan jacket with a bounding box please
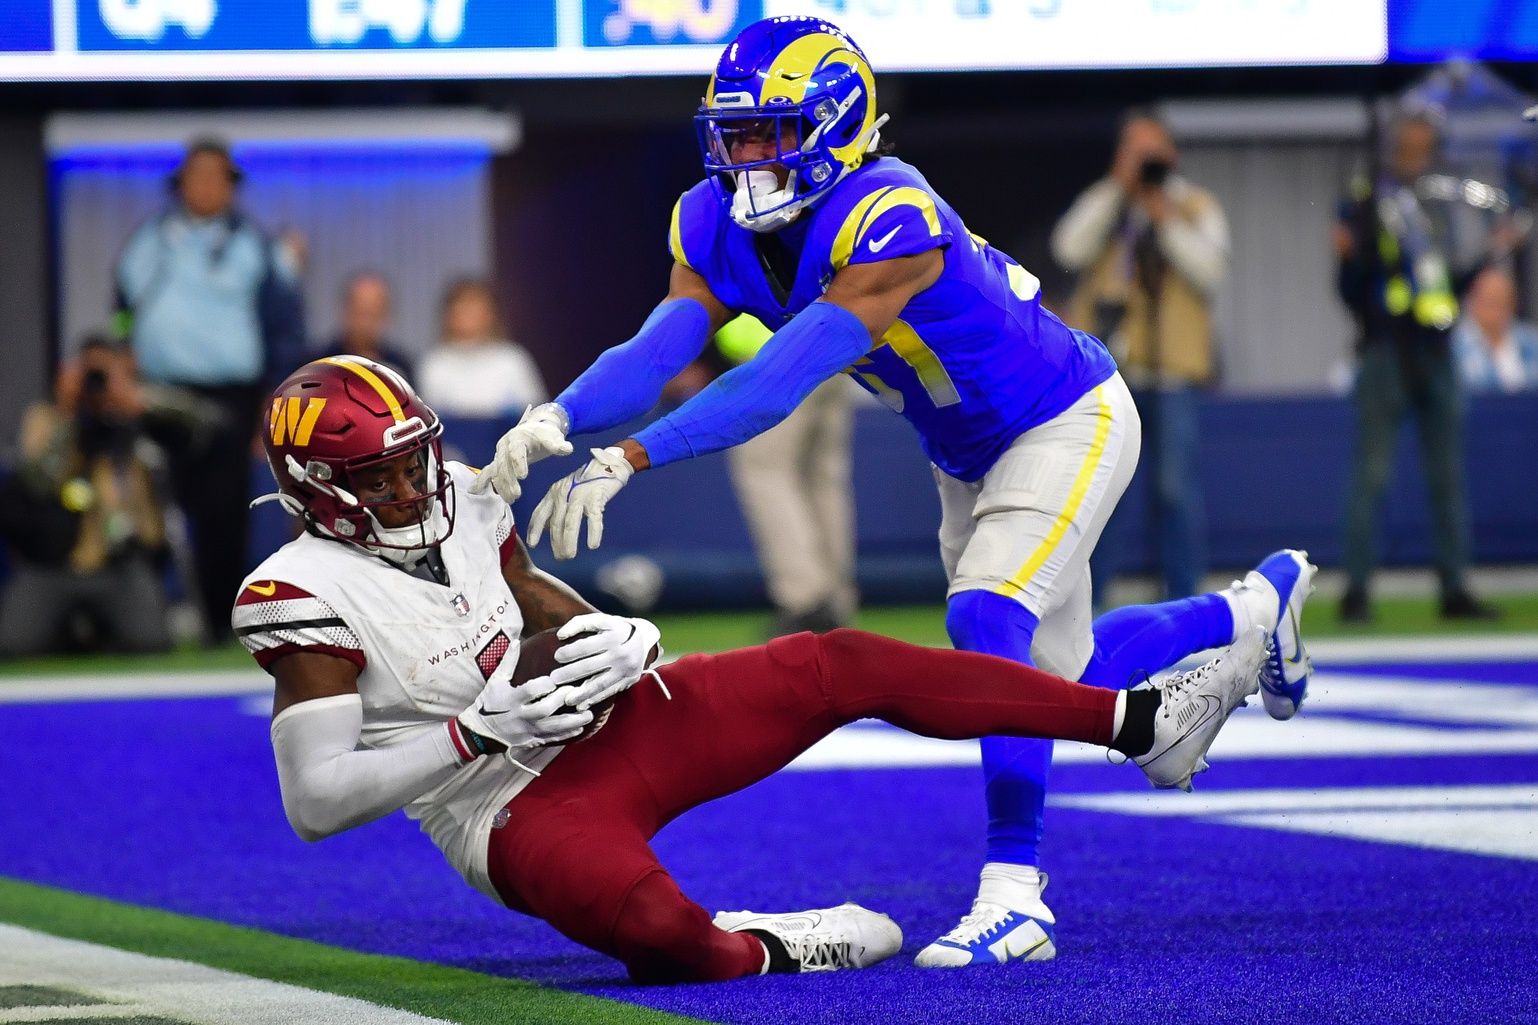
[1053,177,1228,387]
[19,403,165,574]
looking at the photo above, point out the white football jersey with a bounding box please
[233,462,561,899]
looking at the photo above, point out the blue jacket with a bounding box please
[115,209,305,388]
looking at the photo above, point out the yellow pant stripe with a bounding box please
[993,386,1113,601]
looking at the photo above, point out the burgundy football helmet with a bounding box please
[258,355,455,562]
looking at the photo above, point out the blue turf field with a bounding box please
[2,647,1537,1025]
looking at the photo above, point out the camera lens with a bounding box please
[1140,159,1172,187]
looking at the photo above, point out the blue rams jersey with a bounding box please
[669,158,1116,481]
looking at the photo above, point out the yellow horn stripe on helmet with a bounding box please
[706,30,877,175]
[320,356,406,423]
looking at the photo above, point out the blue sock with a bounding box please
[946,589,1051,869]
[1078,593,1234,691]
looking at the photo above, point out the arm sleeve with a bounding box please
[631,300,870,468]
[554,298,713,435]
[1158,194,1230,296]
[1051,180,1123,272]
[269,694,469,843]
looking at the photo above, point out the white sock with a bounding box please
[1111,690,1127,743]
[1221,576,1276,644]
[977,862,1045,912]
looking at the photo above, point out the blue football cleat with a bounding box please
[1247,549,1317,720]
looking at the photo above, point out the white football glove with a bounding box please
[469,403,574,503]
[527,446,634,560]
[549,613,663,712]
[456,673,593,755]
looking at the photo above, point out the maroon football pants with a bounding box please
[485,628,1117,983]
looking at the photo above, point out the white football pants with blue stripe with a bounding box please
[936,373,1140,867]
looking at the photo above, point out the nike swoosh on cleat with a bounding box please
[1284,606,1306,664]
[247,581,277,596]
[1004,936,1049,961]
[1149,696,1220,761]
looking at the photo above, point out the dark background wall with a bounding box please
[0,114,50,443]
[5,61,1538,402]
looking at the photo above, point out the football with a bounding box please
[514,627,614,743]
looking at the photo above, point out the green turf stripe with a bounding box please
[4,598,1537,680]
[0,878,711,1025]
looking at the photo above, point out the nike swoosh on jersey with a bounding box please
[867,225,903,253]
[247,581,277,596]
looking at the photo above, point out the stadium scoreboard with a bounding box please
[0,1,1532,81]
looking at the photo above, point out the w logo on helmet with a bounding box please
[269,397,328,447]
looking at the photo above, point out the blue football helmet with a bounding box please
[696,16,887,233]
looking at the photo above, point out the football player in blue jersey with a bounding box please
[474,14,1316,968]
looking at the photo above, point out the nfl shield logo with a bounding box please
[450,593,471,617]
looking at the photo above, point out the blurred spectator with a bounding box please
[716,315,858,637]
[1334,110,1500,622]
[417,277,547,418]
[0,339,171,656]
[113,136,307,645]
[1052,107,1229,602]
[1452,266,1538,393]
[323,271,415,380]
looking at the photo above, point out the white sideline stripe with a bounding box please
[1220,809,1538,862]
[0,924,449,1025]
[0,670,269,704]
[1052,785,1538,863]
[1307,634,1538,663]
[1052,783,1538,815]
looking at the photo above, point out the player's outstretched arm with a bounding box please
[472,265,731,503]
[624,248,944,470]
[269,653,475,842]
[524,250,943,559]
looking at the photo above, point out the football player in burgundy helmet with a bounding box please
[256,354,454,567]
[239,357,1266,984]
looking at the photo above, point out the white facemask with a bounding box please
[730,169,802,233]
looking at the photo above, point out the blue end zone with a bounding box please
[2,653,1537,1025]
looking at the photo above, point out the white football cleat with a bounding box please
[1223,549,1317,720]
[914,870,1056,968]
[1251,549,1318,720]
[1133,627,1266,791]
[713,902,902,973]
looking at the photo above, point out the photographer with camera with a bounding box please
[1051,107,1230,604]
[0,338,172,656]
